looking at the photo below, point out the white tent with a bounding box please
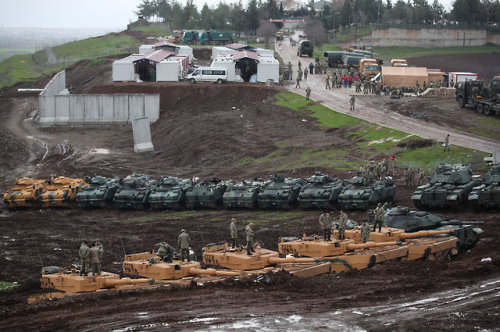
[112,59,135,81]
[257,57,279,83]
[177,45,194,62]
[211,46,236,59]
[157,61,181,81]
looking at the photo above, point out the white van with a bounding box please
[187,67,227,84]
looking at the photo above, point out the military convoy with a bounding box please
[412,164,481,210]
[455,75,500,116]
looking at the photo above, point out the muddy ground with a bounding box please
[0,54,499,331]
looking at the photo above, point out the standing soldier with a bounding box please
[360,221,371,243]
[409,167,416,186]
[319,211,332,241]
[373,203,384,232]
[309,62,314,74]
[287,61,292,72]
[89,241,103,276]
[245,223,255,255]
[303,68,308,80]
[178,229,191,262]
[295,74,301,88]
[444,134,450,151]
[305,86,312,100]
[298,68,303,82]
[298,60,302,70]
[79,240,90,276]
[338,210,348,240]
[349,95,355,110]
[156,241,174,262]
[417,168,425,186]
[230,218,238,248]
[325,74,331,89]
[415,80,420,93]
[279,73,284,86]
[404,168,410,187]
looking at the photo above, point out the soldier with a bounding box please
[444,134,450,151]
[417,168,425,186]
[373,203,384,232]
[325,74,331,89]
[404,168,410,187]
[309,62,314,74]
[338,210,348,240]
[355,78,361,92]
[279,73,284,86]
[303,68,308,80]
[298,60,302,70]
[230,218,238,248]
[408,167,415,187]
[363,80,369,94]
[298,68,303,81]
[178,229,191,262]
[89,240,103,276]
[360,221,371,244]
[305,86,311,100]
[423,80,427,90]
[319,211,332,241]
[79,240,90,276]
[287,61,292,72]
[349,95,355,111]
[295,75,301,88]
[245,223,255,255]
[415,80,420,93]
[156,241,174,262]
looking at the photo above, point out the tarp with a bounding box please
[381,66,428,87]
[225,43,253,50]
[154,40,179,48]
[232,50,260,61]
[134,50,175,63]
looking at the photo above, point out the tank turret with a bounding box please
[258,175,307,209]
[468,165,500,210]
[297,172,346,209]
[148,176,193,210]
[337,176,395,210]
[412,164,480,210]
[113,173,155,209]
[185,178,227,209]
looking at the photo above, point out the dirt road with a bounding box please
[277,34,500,153]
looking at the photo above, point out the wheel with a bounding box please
[190,78,196,84]
[483,105,491,115]
[458,96,465,108]
[217,79,223,85]
[477,103,484,114]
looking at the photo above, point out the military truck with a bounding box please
[148,176,193,210]
[258,175,307,209]
[297,172,346,210]
[222,178,268,209]
[297,40,314,57]
[337,176,396,210]
[185,178,227,209]
[182,31,199,44]
[412,164,481,210]
[359,58,380,77]
[455,75,500,116]
[113,173,156,210]
[324,51,345,67]
[199,30,233,45]
[76,176,121,208]
[468,165,500,210]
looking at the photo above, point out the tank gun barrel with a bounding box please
[346,240,400,251]
[188,267,240,277]
[267,256,317,264]
[103,277,154,287]
[398,229,453,240]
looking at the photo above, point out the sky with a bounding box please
[0,0,455,30]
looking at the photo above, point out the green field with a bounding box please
[130,23,171,36]
[313,43,343,59]
[373,44,500,62]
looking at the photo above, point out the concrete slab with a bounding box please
[38,96,56,126]
[84,95,100,124]
[99,95,114,124]
[132,117,154,153]
[55,96,70,124]
[69,95,85,125]
[144,95,160,123]
[129,95,145,122]
[113,94,129,123]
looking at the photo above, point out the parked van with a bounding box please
[187,67,227,84]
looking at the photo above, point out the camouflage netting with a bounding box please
[419,88,456,98]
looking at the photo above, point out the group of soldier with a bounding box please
[403,167,426,187]
[78,240,104,276]
[359,158,395,184]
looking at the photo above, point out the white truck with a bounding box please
[447,72,478,88]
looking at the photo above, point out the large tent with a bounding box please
[381,67,429,87]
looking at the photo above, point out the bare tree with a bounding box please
[256,19,278,48]
[303,18,327,46]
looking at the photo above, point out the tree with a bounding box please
[200,4,212,29]
[430,0,445,23]
[452,0,483,24]
[256,19,278,48]
[340,0,353,25]
[229,1,247,36]
[391,0,409,23]
[247,0,260,35]
[304,18,328,46]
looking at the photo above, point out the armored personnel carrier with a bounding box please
[185,178,227,209]
[148,176,193,210]
[337,176,395,210]
[3,177,46,208]
[222,178,268,209]
[297,172,345,209]
[468,165,500,210]
[412,164,480,210]
[39,176,86,208]
[76,176,121,208]
[258,175,307,209]
[113,173,156,210]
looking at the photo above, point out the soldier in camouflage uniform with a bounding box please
[360,221,371,243]
[306,86,311,100]
[373,203,384,232]
[298,60,302,70]
[178,229,191,262]
[409,167,416,187]
[444,134,450,151]
[89,240,103,276]
[349,95,355,110]
[295,75,301,88]
[230,218,238,248]
[319,212,332,241]
[303,68,308,80]
[338,210,348,240]
[79,240,90,276]
[417,168,425,186]
[404,168,410,187]
[325,74,331,89]
[156,241,174,262]
[245,223,255,255]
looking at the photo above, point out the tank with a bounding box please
[3,177,46,208]
[185,178,227,209]
[412,164,480,210]
[148,176,193,210]
[468,165,500,210]
[257,175,307,209]
[337,176,395,210]
[76,176,121,208]
[222,178,268,209]
[297,172,346,210]
[39,176,87,208]
[113,173,156,210]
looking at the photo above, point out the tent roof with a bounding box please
[226,43,253,50]
[232,50,260,61]
[133,49,175,63]
[382,67,428,77]
[154,40,179,48]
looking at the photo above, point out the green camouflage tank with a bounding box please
[148,176,193,210]
[468,164,500,211]
[222,178,268,209]
[76,176,121,208]
[257,175,307,209]
[185,178,227,209]
[337,176,395,210]
[297,172,346,210]
[113,173,156,210]
[412,164,480,210]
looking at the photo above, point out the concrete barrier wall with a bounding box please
[356,28,499,47]
[40,70,66,97]
[39,93,160,126]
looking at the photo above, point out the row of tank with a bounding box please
[3,172,396,211]
[3,164,499,211]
